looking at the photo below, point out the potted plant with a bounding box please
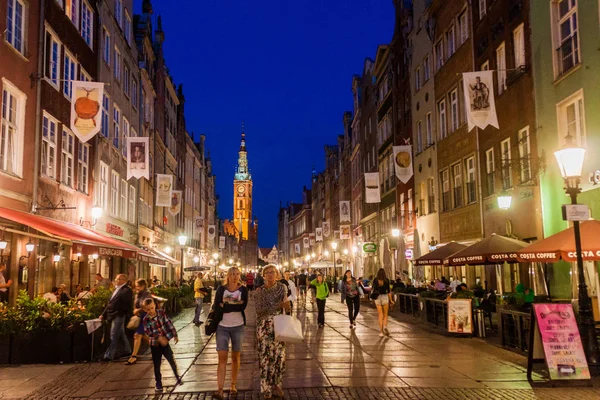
[0,303,14,364]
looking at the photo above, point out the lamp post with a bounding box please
[554,134,600,367]
[391,228,400,278]
[343,248,349,271]
[331,241,338,279]
[178,234,187,283]
[212,252,219,288]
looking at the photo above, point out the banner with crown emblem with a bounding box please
[315,228,323,242]
[70,81,104,143]
[208,225,216,240]
[156,174,173,207]
[322,222,331,238]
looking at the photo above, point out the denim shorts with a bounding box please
[216,324,245,352]
[374,294,389,306]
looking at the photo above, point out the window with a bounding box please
[428,177,435,213]
[99,162,108,210]
[513,23,525,68]
[63,51,77,98]
[557,91,585,146]
[438,100,447,140]
[419,183,426,216]
[114,0,123,28]
[400,193,405,229]
[435,40,444,70]
[485,148,495,196]
[0,81,24,177]
[452,163,462,208]
[447,26,455,58]
[416,120,423,152]
[42,113,58,178]
[481,60,489,71]
[120,179,127,220]
[496,42,506,94]
[111,171,119,216]
[6,0,25,54]
[465,157,476,203]
[408,189,413,227]
[124,11,132,44]
[426,112,432,145]
[102,28,110,64]
[77,143,89,193]
[113,105,120,149]
[45,30,61,89]
[518,127,531,183]
[81,1,93,47]
[80,68,91,81]
[458,11,469,45]
[479,0,487,19]
[101,94,110,138]
[113,46,121,80]
[415,67,421,91]
[441,169,450,212]
[123,64,130,98]
[424,55,431,81]
[450,89,459,131]
[132,79,138,109]
[501,138,512,189]
[65,0,79,27]
[122,117,129,157]
[553,0,579,77]
[61,129,74,187]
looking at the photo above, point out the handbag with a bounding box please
[369,290,380,300]
[126,315,141,330]
[273,313,304,344]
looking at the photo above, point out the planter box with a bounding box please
[0,334,10,364]
[11,331,73,364]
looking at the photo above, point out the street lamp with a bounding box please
[178,234,187,283]
[212,252,219,288]
[331,241,338,278]
[497,192,512,210]
[305,253,311,272]
[554,134,600,366]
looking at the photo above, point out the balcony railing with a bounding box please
[556,34,580,78]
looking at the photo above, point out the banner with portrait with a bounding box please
[294,243,301,255]
[303,237,310,248]
[334,230,340,240]
[195,216,204,232]
[208,225,216,240]
[462,71,499,132]
[127,137,149,179]
[309,233,315,245]
[339,201,351,222]
[364,172,381,203]
[168,190,182,216]
[315,228,323,242]
[156,174,173,207]
[340,225,351,240]
[322,222,331,238]
[70,81,104,143]
[219,236,226,249]
[393,145,413,184]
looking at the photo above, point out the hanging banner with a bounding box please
[309,233,316,245]
[339,201,351,222]
[195,216,204,232]
[294,243,301,254]
[219,236,225,249]
[303,237,310,248]
[340,225,351,239]
[156,174,173,207]
[322,222,331,238]
[315,228,323,242]
[168,190,182,216]
[127,137,149,180]
[393,145,413,184]
[208,225,216,240]
[462,71,499,132]
[364,172,381,203]
[70,81,104,143]
[334,230,340,240]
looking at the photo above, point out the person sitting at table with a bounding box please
[434,279,446,291]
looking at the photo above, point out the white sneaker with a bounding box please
[379,332,384,337]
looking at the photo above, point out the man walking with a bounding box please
[100,274,133,361]
[193,272,207,326]
[0,263,12,303]
[297,270,308,303]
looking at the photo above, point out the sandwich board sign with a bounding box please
[527,303,590,381]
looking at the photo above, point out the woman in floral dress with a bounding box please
[254,264,291,399]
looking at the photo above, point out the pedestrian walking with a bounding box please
[340,270,362,329]
[308,270,317,305]
[310,273,329,328]
[213,267,248,399]
[372,268,394,337]
[296,270,308,303]
[245,271,254,290]
[142,298,182,392]
[126,279,153,365]
[280,270,297,311]
[254,264,291,399]
[193,272,208,326]
[100,274,133,360]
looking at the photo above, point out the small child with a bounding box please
[142,298,182,391]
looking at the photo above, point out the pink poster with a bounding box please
[534,303,590,380]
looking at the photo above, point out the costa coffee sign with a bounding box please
[449,252,521,266]
[106,223,124,237]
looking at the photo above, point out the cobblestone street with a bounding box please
[2,295,600,400]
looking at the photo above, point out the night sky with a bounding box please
[144,0,395,247]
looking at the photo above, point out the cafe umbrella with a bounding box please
[413,241,467,282]
[183,265,212,272]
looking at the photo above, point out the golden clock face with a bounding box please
[237,185,245,194]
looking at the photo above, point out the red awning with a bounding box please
[138,248,166,266]
[517,220,600,262]
[0,206,139,258]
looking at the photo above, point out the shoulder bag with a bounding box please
[273,310,304,344]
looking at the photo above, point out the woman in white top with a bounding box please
[281,270,297,310]
[213,267,248,400]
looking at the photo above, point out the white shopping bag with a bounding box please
[273,314,304,344]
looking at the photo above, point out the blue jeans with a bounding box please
[104,315,131,360]
[216,324,245,352]
[193,297,204,324]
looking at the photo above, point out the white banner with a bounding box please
[393,145,413,184]
[219,236,225,249]
[365,172,381,203]
[70,81,104,143]
[294,243,300,254]
[340,225,351,239]
[195,216,204,232]
[462,71,499,132]
[322,222,331,238]
[303,237,310,248]
[127,137,149,180]
[339,201,351,222]
[208,225,216,240]
[334,230,340,240]
[315,228,323,242]
[156,174,173,207]
[168,190,182,216]
[309,233,315,245]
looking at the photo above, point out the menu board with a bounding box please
[533,304,590,380]
[447,299,473,334]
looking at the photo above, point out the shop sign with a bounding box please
[447,298,473,334]
[362,242,377,253]
[404,249,413,259]
[450,255,484,264]
[106,223,124,237]
[562,204,590,221]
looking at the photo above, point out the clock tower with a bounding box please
[233,126,252,240]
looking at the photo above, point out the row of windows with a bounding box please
[98,162,136,223]
[102,29,139,108]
